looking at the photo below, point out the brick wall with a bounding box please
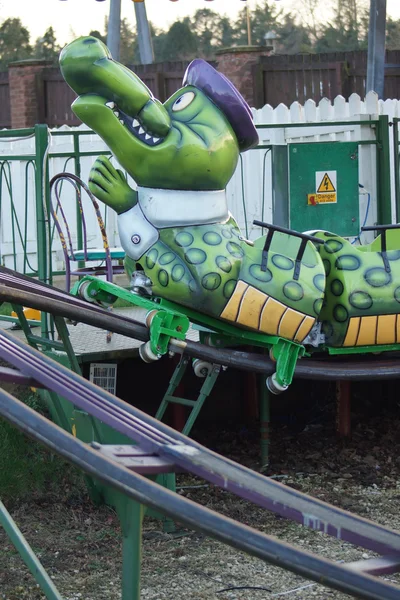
[8,59,52,129]
[216,46,272,108]
[4,50,267,129]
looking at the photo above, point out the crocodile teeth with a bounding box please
[114,110,119,117]
[138,127,145,135]
[145,133,151,140]
[132,119,140,127]
[105,101,115,109]
[153,137,160,144]
[120,119,124,125]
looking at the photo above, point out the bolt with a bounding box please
[131,234,141,244]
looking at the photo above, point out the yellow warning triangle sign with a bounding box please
[317,173,336,193]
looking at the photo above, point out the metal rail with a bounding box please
[1,326,400,560]
[1,376,400,600]
[2,267,400,381]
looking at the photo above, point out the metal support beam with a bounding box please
[107,0,121,61]
[133,1,154,65]
[0,501,64,600]
[366,0,387,98]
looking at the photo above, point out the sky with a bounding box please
[1,0,400,46]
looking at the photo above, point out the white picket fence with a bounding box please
[1,91,400,274]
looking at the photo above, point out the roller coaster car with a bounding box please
[60,37,400,393]
[312,224,400,350]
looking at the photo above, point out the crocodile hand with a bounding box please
[89,156,137,214]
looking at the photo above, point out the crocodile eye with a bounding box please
[172,92,195,112]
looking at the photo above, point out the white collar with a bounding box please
[138,186,229,228]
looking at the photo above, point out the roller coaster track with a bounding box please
[2,266,400,381]
[1,269,400,597]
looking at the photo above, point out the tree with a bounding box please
[119,17,138,64]
[276,14,314,54]
[188,9,235,57]
[233,1,282,47]
[315,0,369,52]
[161,21,198,61]
[0,18,32,70]
[386,17,400,50]
[33,27,61,63]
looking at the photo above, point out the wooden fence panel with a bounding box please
[38,68,79,127]
[256,50,400,108]
[0,73,11,129]
[260,61,346,107]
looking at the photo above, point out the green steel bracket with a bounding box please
[0,500,64,600]
[72,276,306,384]
[155,357,221,436]
[72,276,189,356]
[327,342,400,356]
[271,338,305,389]
[377,115,392,226]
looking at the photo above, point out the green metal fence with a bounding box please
[0,117,395,288]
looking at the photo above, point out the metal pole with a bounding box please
[246,3,252,46]
[134,1,154,64]
[366,0,387,97]
[107,0,121,61]
[0,501,64,600]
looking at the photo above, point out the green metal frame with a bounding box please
[0,500,64,600]
[72,275,304,390]
[155,356,221,436]
[393,117,400,223]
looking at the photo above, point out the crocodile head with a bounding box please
[60,36,258,191]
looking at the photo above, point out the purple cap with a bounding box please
[183,59,259,152]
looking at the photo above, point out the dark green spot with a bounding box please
[159,252,175,266]
[335,255,361,271]
[394,286,400,303]
[171,264,185,283]
[364,267,391,288]
[188,279,197,293]
[223,279,237,299]
[227,241,244,259]
[185,248,207,265]
[313,298,323,315]
[249,264,272,283]
[324,239,344,254]
[175,232,194,247]
[322,259,331,277]
[349,290,373,310]
[231,227,241,238]
[283,281,304,301]
[386,250,400,261]
[158,269,169,287]
[203,231,222,246]
[322,321,334,338]
[221,227,232,239]
[323,231,336,237]
[271,254,294,270]
[331,279,344,296]
[313,273,325,292]
[216,255,232,273]
[333,304,348,323]
[146,248,158,270]
[202,272,222,291]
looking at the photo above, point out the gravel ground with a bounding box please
[1,405,400,600]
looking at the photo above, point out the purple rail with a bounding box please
[0,327,399,562]
[1,385,399,600]
[3,266,400,381]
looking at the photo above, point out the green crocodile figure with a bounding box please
[60,37,325,348]
[311,228,400,348]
